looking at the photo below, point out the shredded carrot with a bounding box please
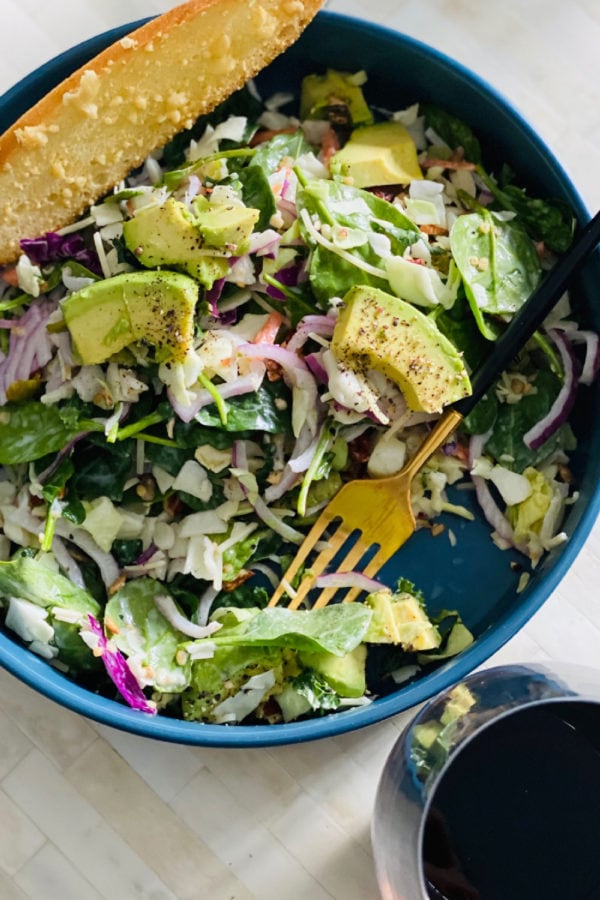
[252,311,285,345]
[250,126,298,147]
[419,223,449,236]
[1,266,19,287]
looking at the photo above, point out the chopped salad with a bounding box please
[0,68,596,725]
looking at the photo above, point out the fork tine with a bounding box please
[311,536,376,609]
[268,516,348,608]
[342,544,398,605]
[285,522,353,610]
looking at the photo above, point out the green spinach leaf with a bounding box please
[297,179,418,302]
[0,402,89,465]
[485,368,573,470]
[195,381,291,433]
[422,105,482,164]
[72,436,134,501]
[482,164,575,254]
[250,131,312,176]
[237,166,277,231]
[450,210,541,338]
[461,390,499,436]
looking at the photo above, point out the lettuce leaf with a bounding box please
[104,578,191,693]
[203,602,372,657]
[0,555,100,615]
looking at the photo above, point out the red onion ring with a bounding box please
[523,329,577,451]
[469,433,521,549]
[314,571,386,593]
[571,329,600,386]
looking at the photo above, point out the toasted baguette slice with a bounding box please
[0,0,323,264]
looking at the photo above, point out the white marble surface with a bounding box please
[1,2,600,898]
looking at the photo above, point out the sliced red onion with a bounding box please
[285,315,336,354]
[288,430,322,473]
[276,197,298,223]
[86,615,156,714]
[168,371,264,423]
[36,431,93,484]
[62,269,95,292]
[250,562,279,589]
[50,331,75,367]
[205,277,226,315]
[523,329,577,450]
[248,229,281,257]
[0,300,55,401]
[304,352,328,384]
[51,535,86,588]
[239,341,314,386]
[55,520,120,591]
[232,438,248,471]
[314,571,386,593]
[251,495,305,543]
[471,472,519,547]
[469,433,525,554]
[135,542,159,566]
[570,329,600,386]
[263,465,301,503]
[232,442,305,543]
[181,174,201,205]
[239,341,319,437]
[154,594,221,639]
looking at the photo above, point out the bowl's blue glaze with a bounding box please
[1,12,599,747]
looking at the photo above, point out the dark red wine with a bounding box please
[422,701,600,900]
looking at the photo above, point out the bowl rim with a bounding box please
[1,10,598,748]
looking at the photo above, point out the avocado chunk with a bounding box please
[192,195,260,253]
[61,270,198,365]
[364,589,441,652]
[330,121,423,187]
[300,69,373,126]
[299,644,367,698]
[123,198,228,287]
[331,285,471,413]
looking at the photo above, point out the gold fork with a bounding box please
[269,210,600,609]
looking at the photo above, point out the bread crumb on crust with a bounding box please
[0,0,324,264]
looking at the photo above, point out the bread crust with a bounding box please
[0,0,323,264]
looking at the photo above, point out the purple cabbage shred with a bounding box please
[20,232,102,276]
[87,615,156,715]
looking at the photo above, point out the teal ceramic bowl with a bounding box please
[0,12,599,747]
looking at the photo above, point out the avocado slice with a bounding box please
[300,69,373,126]
[61,270,198,365]
[331,284,471,413]
[330,121,423,188]
[123,198,230,288]
[192,195,260,253]
[299,644,367,698]
[364,589,441,652]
